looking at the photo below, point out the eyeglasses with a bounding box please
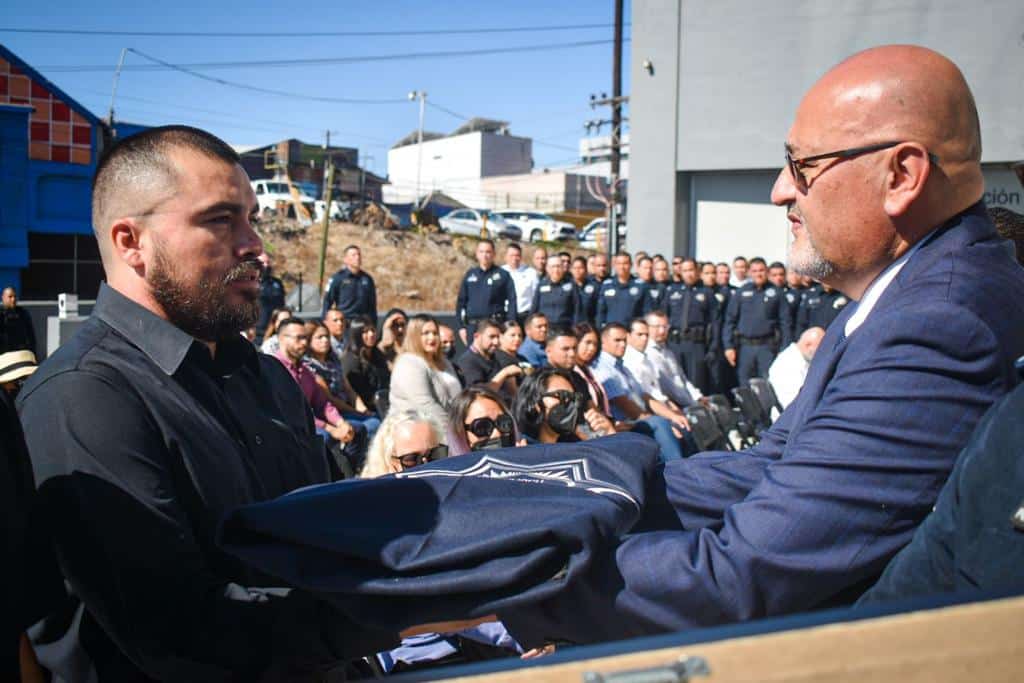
[464,413,515,438]
[542,390,583,406]
[784,140,938,193]
[392,444,448,469]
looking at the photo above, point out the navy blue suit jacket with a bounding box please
[502,203,1024,645]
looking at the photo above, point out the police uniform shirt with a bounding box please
[596,278,650,328]
[665,283,715,334]
[797,287,851,334]
[646,281,669,312]
[723,282,785,350]
[322,267,378,324]
[577,276,602,324]
[532,277,581,327]
[456,266,518,328]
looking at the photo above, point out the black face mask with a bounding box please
[469,434,516,451]
[543,391,583,436]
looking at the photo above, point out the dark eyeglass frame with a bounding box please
[464,413,514,438]
[542,390,584,406]
[392,444,448,469]
[785,140,938,193]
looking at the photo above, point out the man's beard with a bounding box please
[787,208,838,281]
[149,240,262,342]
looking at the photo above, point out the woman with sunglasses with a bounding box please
[389,314,463,429]
[447,386,523,456]
[514,368,615,444]
[360,409,447,478]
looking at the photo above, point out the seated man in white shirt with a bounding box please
[768,326,826,409]
[621,318,693,429]
[642,310,703,408]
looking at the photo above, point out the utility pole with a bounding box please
[108,48,128,133]
[408,90,427,209]
[609,0,624,257]
[317,160,336,298]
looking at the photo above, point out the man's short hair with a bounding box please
[92,125,239,242]
[506,242,522,253]
[716,262,729,268]
[614,250,631,261]
[545,325,577,347]
[645,309,669,322]
[344,244,360,254]
[474,318,500,336]
[768,261,786,270]
[628,317,648,332]
[558,251,571,260]
[477,238,495,250]
[572,256,587,267]
[525,312,548,328]
[277,318,306,334]
[681,258,698,269]
[990,207,1024,266]
[733,256,748,264]
[749,257,767,267]
[600,322,628,338]
[637,256,653,266]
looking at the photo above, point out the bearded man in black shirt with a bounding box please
[17,126,396,681]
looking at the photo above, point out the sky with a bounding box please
[2,0,631,175]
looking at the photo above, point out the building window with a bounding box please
[20,233,104,300]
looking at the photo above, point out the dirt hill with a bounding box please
[257,218,596,314]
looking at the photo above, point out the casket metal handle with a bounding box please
[583,655,709,683]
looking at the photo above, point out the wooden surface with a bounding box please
[444,596,1024,682]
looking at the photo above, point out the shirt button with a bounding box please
[254,435,264,445]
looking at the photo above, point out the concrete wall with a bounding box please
[386,131,532,205]
[628,0,686,258]
[628,0,1024,259]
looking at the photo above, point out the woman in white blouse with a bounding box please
[388,314,463,427]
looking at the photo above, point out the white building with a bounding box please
[570,133,630,179]
[384,118,532,207]
[628,0,1023,265]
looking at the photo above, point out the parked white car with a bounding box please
[491,210,576,243]
[250,180,317,221]
[577,218,627,251]
[438,209,522,240]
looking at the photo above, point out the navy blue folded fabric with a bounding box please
[217,433,659,630]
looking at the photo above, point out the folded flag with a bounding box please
[217,432,659,631]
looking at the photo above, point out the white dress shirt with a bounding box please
[767,342,810,409]
[623,345,668,403]
[502,264,539,316]
[645,341,702,407]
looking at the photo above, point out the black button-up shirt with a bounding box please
[18,283,396,682]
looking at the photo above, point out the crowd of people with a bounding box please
[3,44,1024,682]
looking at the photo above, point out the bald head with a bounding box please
[797,45,983,212]
[797,326,826,362]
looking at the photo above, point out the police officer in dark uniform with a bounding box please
[781,269,806,344]
[648,257,672,311]
[321,244,378,325]
[665,259,717,394]
[597,252,650,328]
[532,254,582,327]
[256,253,285,344]
[456,239,517,345]
[705,263,737,394]
[796,283,850,336]
[723,257,792,385]
[570,256,600,325]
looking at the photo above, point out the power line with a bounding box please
[1,22,627,38]
[40,39,626,73]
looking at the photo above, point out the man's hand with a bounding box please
[329,420,355,444]
[670,412,690,431]
[494,364,524,383]
[459,328,469,346]
[724,348,737,366]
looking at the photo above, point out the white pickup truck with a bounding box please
[250,180,317,221]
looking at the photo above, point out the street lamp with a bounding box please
[408,90,427,208]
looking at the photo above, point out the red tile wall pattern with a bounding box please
[0,57,92,165]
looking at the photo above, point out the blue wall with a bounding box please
[0,105,30,291]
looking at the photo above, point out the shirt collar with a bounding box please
[93,282,259,377]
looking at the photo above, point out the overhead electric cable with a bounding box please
[38,38,628,73]
[0,23,627,38]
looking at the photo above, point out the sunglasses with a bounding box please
[784,140,938,193]
[464,413,515,438]
[392,444,448,469]
[542,390,584,406]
